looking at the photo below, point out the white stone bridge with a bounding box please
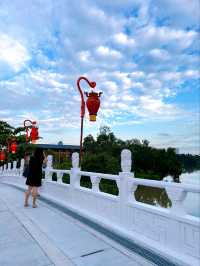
[0,150,199,266]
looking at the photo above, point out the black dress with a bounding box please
[26,156,43,187]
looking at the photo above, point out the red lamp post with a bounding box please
[24,120,39,144]
[77,76,102,164]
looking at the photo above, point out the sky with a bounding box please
[0,0,199,154]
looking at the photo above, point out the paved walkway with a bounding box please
[0,184,153,266]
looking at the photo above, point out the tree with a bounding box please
[0,120,32,163]
[0,121,14,146]
[82,126,183,181]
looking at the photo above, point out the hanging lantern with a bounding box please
[30,121,39,144]
[11,141,17,154]
[0,150,5,162]
[85,91,102,121]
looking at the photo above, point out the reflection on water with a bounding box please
[135,185,171,208]
[134,171,200,217]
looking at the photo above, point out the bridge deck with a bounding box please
[0,184,153,266]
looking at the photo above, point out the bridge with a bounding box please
[0,150,199,266]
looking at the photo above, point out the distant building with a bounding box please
[175,148,179,154]
[37,144,80,163]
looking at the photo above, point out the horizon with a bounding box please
[0,0,199,155]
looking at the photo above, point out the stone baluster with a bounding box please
[119,149,133,226]
[57,172,63,183]
[91,176,100,192]
[166,186,187,215]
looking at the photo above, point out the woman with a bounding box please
[24,148,46,208]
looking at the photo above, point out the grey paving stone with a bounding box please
[0,183,155,266]
[0,241,51,266]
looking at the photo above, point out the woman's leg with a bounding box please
[24,186,32,207]
[32,187,38,208]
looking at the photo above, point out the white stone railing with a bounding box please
[0,150,199,266]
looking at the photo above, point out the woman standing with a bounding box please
[24,147,46,208]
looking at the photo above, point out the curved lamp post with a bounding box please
[24,120,39,144]
[77,76,102,164]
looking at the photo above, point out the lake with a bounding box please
[135,171,200,217]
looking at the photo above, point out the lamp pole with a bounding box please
[77,77,96,165]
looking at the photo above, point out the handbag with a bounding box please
[23,165,29,178]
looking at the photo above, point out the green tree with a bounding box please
[82,126,182,181]
[0,120,33,163]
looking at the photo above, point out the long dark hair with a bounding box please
[33,147,44,163]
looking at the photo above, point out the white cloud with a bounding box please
[130,71,145,79]
[149,49,170,60]
[135,25,197,50]
[77,51,91,63]
[113,32,135,46]
[122,94,134,101]
[0,33,30,72]
[96,46,122,59]
[154,0,199,28]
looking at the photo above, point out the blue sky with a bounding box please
[0,0,199,154]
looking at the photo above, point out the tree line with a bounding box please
[0,121,199,181]
[81,126,200,181]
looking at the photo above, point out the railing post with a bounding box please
[70,152,80,187]
[45,155,53,181]
[8,162,11,176]
[19,159,25,176]
[70,152,80,205]
[119,149,133,226]
[13,161,17,176]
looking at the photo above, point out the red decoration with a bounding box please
[11,141,17,154]
[85,91,102,121]
[76,76,102,165]
[30,121,39,144]
[0,150,5,162]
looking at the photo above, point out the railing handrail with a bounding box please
[78,170,119,181]
[133,177,200,193]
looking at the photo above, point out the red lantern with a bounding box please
[11,141,17,154]
[30,121,39,144]
[85,91,102,121]
[0,150,5,162]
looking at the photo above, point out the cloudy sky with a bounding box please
[0,0,199,154]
